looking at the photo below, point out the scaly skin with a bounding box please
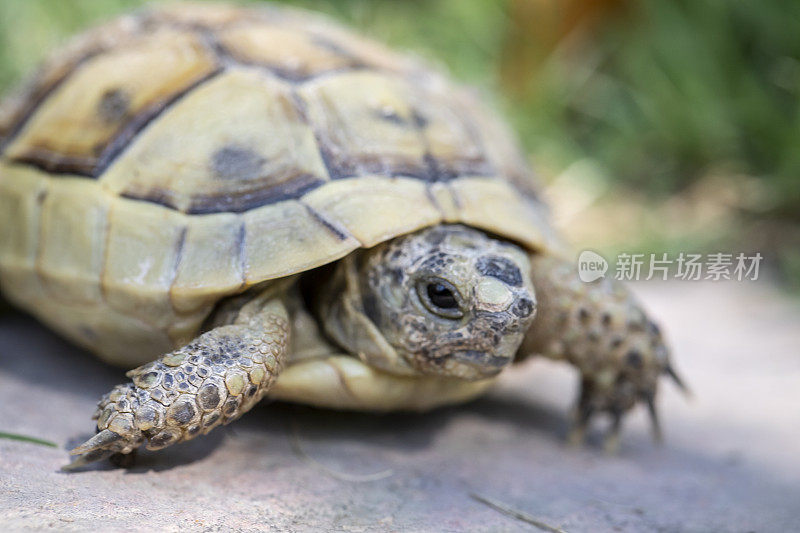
[317,225,537,381]
[518,255,685,450]
[65,297,289,469]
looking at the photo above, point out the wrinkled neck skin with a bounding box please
[317,225,538,381]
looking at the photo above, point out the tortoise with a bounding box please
[0,3,683,469]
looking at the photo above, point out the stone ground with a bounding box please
[0,280,798,532]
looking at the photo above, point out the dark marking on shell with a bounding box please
[97,88,131,124]
[476,255,523,287]
[93,67,224,177]
[220,33,368,83]
[302,202,349,241]
[314,129,471,182]
[121,172,326,214]
[422,152,446,182]
[189,172,324,213]
[9,68,224,177]
[375,107,408,126]
[449,185,464,210]
[314,141,347,180]
[411,109,429,129]
[5,9,545,230]
[288,89,311,123]
[423,184,446,216]
[8,149,99,176]
[211,145,266,181]
[168,225,188,299]
[236,220,248,282]
[195,26,239,67]
[0,48,106,155]
[309,35,364,66]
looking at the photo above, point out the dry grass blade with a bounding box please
[470,492,567,533]
[288,420,393,483]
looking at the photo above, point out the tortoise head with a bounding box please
[320,225,537,380]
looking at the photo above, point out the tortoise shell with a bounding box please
[0,3,559,365]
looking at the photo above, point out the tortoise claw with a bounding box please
[61,447,119,471]
[568,374,667,452]
[63,429,139,470]
[602,411,623,454]
[69,429,124,456]
[645,395,664,444]
[665,363,692,398]
[566,413,589,447]
[566,387,594,447]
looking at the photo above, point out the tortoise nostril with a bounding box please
[512,297,536,318]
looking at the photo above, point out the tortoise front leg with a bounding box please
[518,255,686,451]
[64,296,290,469]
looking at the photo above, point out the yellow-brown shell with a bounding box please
[0,3,559,365]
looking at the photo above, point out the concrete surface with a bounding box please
[0,280,799,532]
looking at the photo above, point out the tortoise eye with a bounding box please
[428,283,458,308]
[417,278,463,319]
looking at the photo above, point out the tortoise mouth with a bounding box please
[450,350,512,370]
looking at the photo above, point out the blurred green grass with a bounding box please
[0,0,798,283]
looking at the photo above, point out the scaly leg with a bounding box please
[518,255,686,450]
[65,295,290,469]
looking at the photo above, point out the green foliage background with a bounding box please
[0,0,798,281]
